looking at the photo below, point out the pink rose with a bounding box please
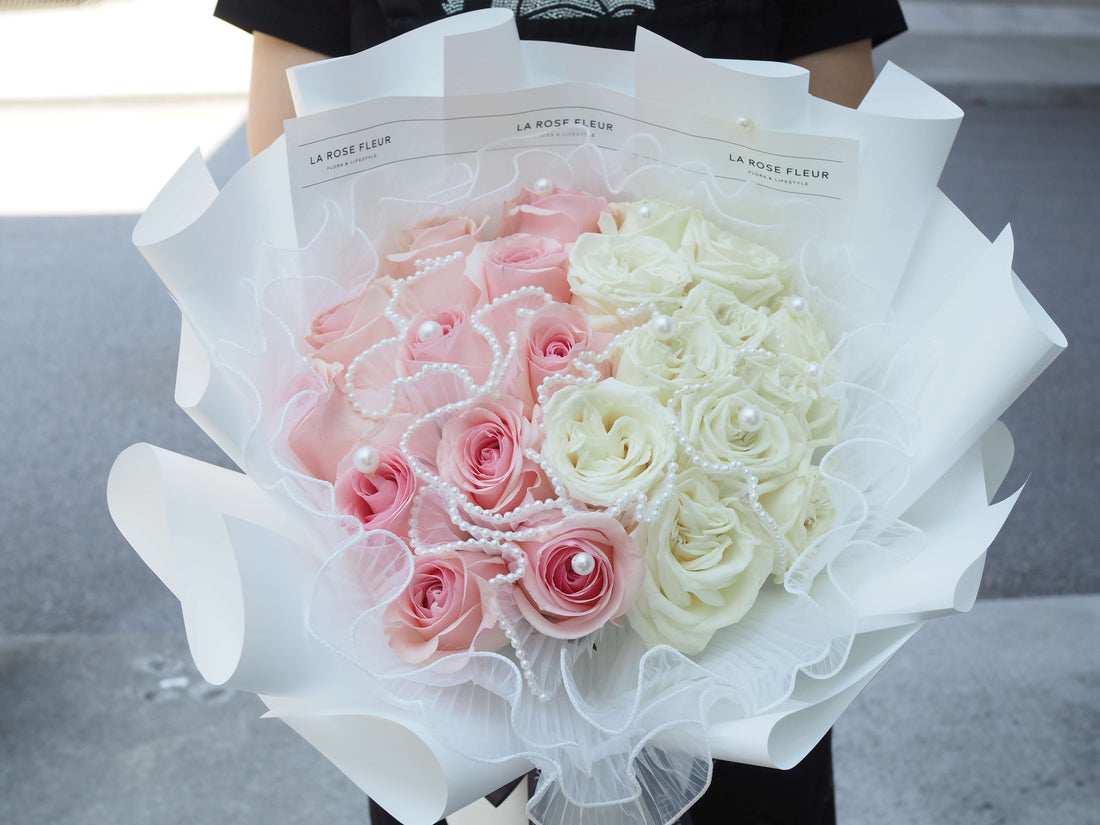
[384,263,493,384]
[306,280,396,367]
[404,306,493,384]
[500,185,612,246]
[385,551,509,665]
[385,215,487,280]
[464,234,572,304]
[522,302,593,405]
[334,446,418,535]
[437,396,549,514]
[514,513,644,639]
[286,379,379,484]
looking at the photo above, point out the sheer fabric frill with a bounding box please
[185,138,937,825]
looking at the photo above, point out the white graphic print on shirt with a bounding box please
[442,1,657,19]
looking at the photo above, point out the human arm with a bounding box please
[246,31,330,157]
[789,38,875,108]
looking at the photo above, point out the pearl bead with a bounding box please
[736,116,754,132]
[352,446,380,475]
[533,177,554,196]
[652,314,676,338]
[571,552,595,575]
[637,203,654,220]
[738,404,765,432]
[417,320,444,342]
[788,295,809,315]
[804,362,822,381]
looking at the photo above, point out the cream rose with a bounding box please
[760,466,836,568]
[628,468,774,655]
[771,354,839,448]
[540,378,676,508]
[676,377,812,494]
[567,233,691,332]
[677,282,772,352]
[764,297,832,363]
[740,354,838,449]
[599,200,703,252]
[614,312,738,402]
[682,219,783,308]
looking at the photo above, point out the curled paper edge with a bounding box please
[175,315,248,470]
[107,444,315,689]
[707,418,1018,768]
[132,138,296,349]
[288,9,520,115]
[108,443,532,822]
[853,420,1022,629]
[709,622,921,768]
[897,223,1066,514]
[263,699,531,825]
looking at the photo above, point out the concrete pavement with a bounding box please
[876,0,1100,105]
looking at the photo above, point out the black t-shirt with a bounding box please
[215,0,905,61]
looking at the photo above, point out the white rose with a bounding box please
[568,232,691,332]
[760,466,836,568]
[678,282,772,352]
[628,468,774,655]
[600,200,704,252]
[615,312,738,403]
[764,297,832,363]
[740,353,838,449]
[541,378,677,507]
[682,218,784,308]
[772,353,839,448]
[676,376,813,493]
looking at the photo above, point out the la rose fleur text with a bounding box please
[516,118,613,132]
[731,155,829,179]
[309,135,392,164]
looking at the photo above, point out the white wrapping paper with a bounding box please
[111,12,1066,825]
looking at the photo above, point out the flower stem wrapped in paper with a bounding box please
[109,10,1066,825]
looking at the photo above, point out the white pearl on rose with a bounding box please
[352,446,381,475]
[736,116,754,132]
[637,203,654,220]
[570,552,595,576]
[788,295,809,315]
[652,314,676,338]
[804,361,822,381]
[417,320,444,342]
[533,178,554,196]
[738,405,765,432]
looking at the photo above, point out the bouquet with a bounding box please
[109,11,1066,825]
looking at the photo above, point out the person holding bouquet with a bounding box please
[211,2,908,823]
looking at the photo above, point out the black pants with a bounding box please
[369,732,835,825]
